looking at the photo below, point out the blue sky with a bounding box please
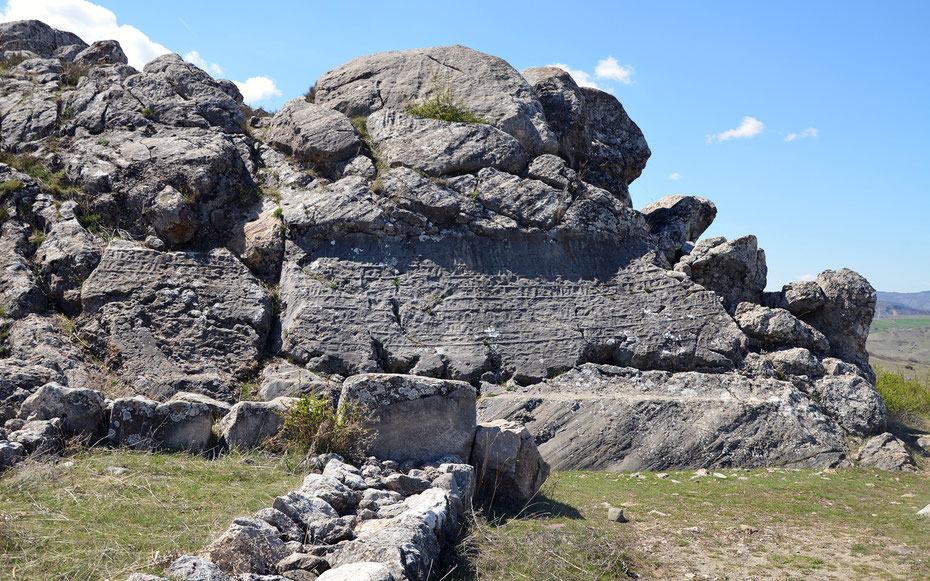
[3,0,929,292]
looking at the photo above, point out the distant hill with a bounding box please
[875,291,930,319]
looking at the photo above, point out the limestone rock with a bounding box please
[734,303,830,354]
[165,555,232,581]
[339,374,477,463]
[641,195,717,263]
[298,473,362,515]
[0,220,48,318]
[366,109,524,176]
[0,440,26,468]
[257,361,338,403]
[150,186,196,245]
[470,420,550,507]
[73,40,128,66]
[204,519,290,576]
[807,374,886,436]
[34,218,103,316]
[676,235,767,310]
[800,269,876,369]
[780,281,825,316]
[766,348,824,378]
[313,45,557,157]
[18,383,106,441]
[316,562,394,581]
[8,418,63,453]
[219,398,294,449]
[520,67,590,165]
[79,240,271,402]
[266,98,363,175]
[857,432,916,471]
[227,202,284,274]
[0,20,86,57]
[477,364,850,470]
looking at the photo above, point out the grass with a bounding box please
[0,152,80,200]
[871,316,930,330]
[404,86,486,124]
[446,467,930,580]
[875,365,930,420]
[0,449,305,580]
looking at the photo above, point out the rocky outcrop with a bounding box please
[856,432,916,471]
[641,195,717,263]
[676,235,767,310]
[471,420,550,507]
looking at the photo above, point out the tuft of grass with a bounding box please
[0,151,79,200]
[404,86,486,124]
[0,449,304,580]
[350,116,371,142]
[140,107,154,119]
[0,179,23,196]
[874,365,930,419]
[60,62,89,87]
[270,392,373,461]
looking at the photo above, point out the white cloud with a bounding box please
[668,172,682,180]
[234,76,281,105]
[798,274,817,282]
[184,50,223,77]
[547,62,599,89]
[0,0,170,70]
[706,116,765,144]
[595,56,634,84]
[785,127,818,142]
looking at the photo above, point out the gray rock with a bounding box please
[73,40,128,66]
[766,348,824,378]
[108,396,214,451]
[607,507,627,523]
[733,303,830,354]
[265,98,363,175]
[366,109,524,176]
[254,507,304,543]
[917,505,930,519]
[19,383,106,441]
[339,374,476,464]
[472,168,570,230]
[806,375,886,436]
[313,45,557,157]
[526,154,579,191]
[676,235,767,310]
[800,269,876,369]
[0,440,26,468]
[306,516,355,544]
[0,220,48,317]
[219,398,294,449]
[316,562,394,581]
[477,364,850,470]
[34,218,102,316]
[203,520,290,576]
[257,361,337,403]
[80,241,271,402]
[126,574,167,581]
[470,420,550,507]
[436,463,476,512]
[520,68,590,165]
[8,418,63,454]
[641,195,717,263]
[0,20,87,57]
[780,281,825,316]
[322,458,368,491]
[857,432,916,471]
[165,555,231,581]
[382,474,431,497]
[298,473,361,515]
[227,202,284,274]
[150,186,197,245]
[272,490,338,528]
[276,552,330,574]
[169,391,232,418]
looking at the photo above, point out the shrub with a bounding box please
[875,365,930,419]
[404,86,486,124]
[0,179,23,196]
[60,62,89,87]
[274,391,373,460]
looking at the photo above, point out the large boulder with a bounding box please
[799,269,876,369]
[338,374,476,464]
[470,420,550,507]
[219,397,294,449]
[108,396,214,451]
[366,109,524,176]
[79,240,272,402]
[478,364,850,470]
[805,374,886,436]
[520,67,590,165]
[202,519,290,576]
[312,45,557,158]
[641,195,717,263]
[0,220,48,318]
[676,235,767,310]
[733,303,830,354]
[73,40,128,66]
[265,98,363,175]
[856,432,916,471]
[18,383,106,441]
[0,20,87,56]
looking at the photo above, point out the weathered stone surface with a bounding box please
[150,186,197,245]
[383,473,431,497]
[676,235,767,310]
[366,109,524,176]
[0,220,48,318]
[298,473,361,515]
[279,235,747,386]
[257,361,338,403]
[0,20,86,57]
[73,40,128,66]
[227,201,284,274]
[165,555,232,581]
[108,396,214,451]
[641,195,717,263]
[766,348,824,378]
[8,418,63,453]
[856,432,916,471]
[800,269,876,369]
[478,364,850,470]
[470,420,550,507]
[255,507,304,543]
[322,458,368,491]
[266,98,363,174]
[272,491,338,528]
[520,68,590,165]
[203,520,290,576]
[219,397,294,449]
[339,374,476,463]
[7,314,93,390]
[806,375,886,436]
[19,383,106,441]
[313,45,557,157]
[734,303,830,354]
[34,218,103,316]
[316,562,394,581]
[0,440,26,468]
[780,281,825,316]
[169,391,232,417]
[79,240,271,402]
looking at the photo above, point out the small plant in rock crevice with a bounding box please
[270,391,373,461]
[404,85,487,124]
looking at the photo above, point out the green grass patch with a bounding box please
[871,316,930,330]
[0,449,304,580]
[0,179,23,196]
[404,87,486,124]
[875,365,930,419]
